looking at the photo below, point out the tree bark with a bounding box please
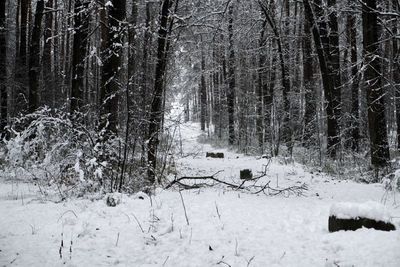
[303,1,315,147]
[362,0,390,168]
[100,0,126,135]
[28,0,45,113]
[257,20,267,153]
[393,0,400,149]
[327,0,342,156]
[70,0,89,115]
[147,0,173,184]
[14,0,30,114]
[227,3,236,145]
[348,3,360,151]
[0,0,7,136]
[303,0,339,158]
[42,0,54,108]
[200,48,207,131]
[259,0,292,154]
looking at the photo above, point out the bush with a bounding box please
[0,107,123,198]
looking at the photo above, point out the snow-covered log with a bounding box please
[328,202,396,232]
[206,152,224,158]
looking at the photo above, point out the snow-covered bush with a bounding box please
[383,169,400,192]
[0,107,121,197]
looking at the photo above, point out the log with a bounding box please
[206,152,224,158]
[328,215,395,232]
[240,169,253,180]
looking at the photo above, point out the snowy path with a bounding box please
[1,122,400,266]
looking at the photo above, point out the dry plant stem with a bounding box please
[132,213,145,233]
[215,201,221,220]
[162,256,169,266]
[179,190,190,225]
[246,256,255,267]
[57,210,78,223]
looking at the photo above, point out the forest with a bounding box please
[0,0,400,266]
[0,0,399,191]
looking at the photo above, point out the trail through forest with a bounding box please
[0,118,400,266]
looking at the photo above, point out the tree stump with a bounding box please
[206,152,224,158]
[240,169,253,180]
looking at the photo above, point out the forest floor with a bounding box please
[1,119,400,266]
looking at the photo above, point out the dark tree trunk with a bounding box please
[327,0,342,156]
[28,0,45,113]
[127,0,138,111]
[14,0,30,114]
[362,0,390,168]
[227,3,236,145]
[147,0,173,184]
[140,2,152,164]
[0,0,7,136]
[15,0,21,59]
[100,0,126,135]
[42,0,54,108]
[212,43,221,137]
[70,0,89,115]
[393,0,400,149]
[303,1,315,147]
[303,0,339,158]
[257,20,267,153]
[200,49,207,131]
[348,4,360,151]
[259,1,292,155]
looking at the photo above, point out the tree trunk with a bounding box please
[393,0,400,149]
[0,0,7,136]
[257,20,267,153]
[70,0,89,115]
[42,0,54,108]
[303,1,315,147]
[227,3,236,145]
[362,0,390,168]
[147,0,173,184]
[327,0,342,157]
[100,0,126,135]
[14,0,30,114]
[200,49,207,131]
[303,0,339,158]
[259,1,292,155]
[348,3,360,151]
[28,0,45,113]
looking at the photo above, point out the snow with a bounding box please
[1,118,400,266]
[330,201,393,222]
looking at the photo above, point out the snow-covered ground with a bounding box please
[1,121,400,267]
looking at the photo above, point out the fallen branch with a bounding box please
[165,166,308,197]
